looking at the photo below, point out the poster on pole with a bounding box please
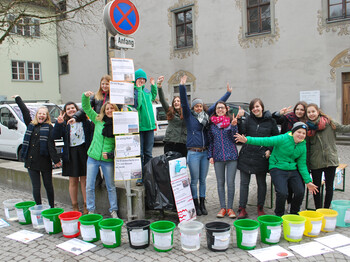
[115,157,142,181]
[115,135,140,158]
[110,81,134,105]
[113,111,139,134]
[300,90,320,107]
[168,158,196,222]
[111,58,135,81]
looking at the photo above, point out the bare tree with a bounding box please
[0,0,100,45]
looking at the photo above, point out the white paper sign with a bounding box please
[249,245,294,262]
[113,111,139,134]
[43,217,54,233]
[153,232,172,249]
[115,157,142,181]
[115,135,140,158]
[300,90,320,107]
[57,238,95,256]
[289,242,333,257]
[110,81,134,105]
[7,230,43,243]
[80,225,96,240]
[0,218,10,228]
[315,234,350,248]
[111,58,135,82]
[130,229,148,246]
[336,245,350,257]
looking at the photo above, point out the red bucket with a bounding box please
[59,211,82,238]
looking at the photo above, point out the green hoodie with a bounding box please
[134,69,157,131]
[246,132,312,184]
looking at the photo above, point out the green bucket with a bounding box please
[257,215,283,244]
[282,214,306,242]
[150,220,176,252]
[79,214,103,243]
[15,201,36,225]
[233,219,259,250]
[41,208,64,234]
[99,218,124,248]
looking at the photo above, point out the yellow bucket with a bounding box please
[282,214,306,242]
[299,210,324,237]
[316,208,338,232]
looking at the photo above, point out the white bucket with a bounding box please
[178,221,204,251]
[29,205,50,229]
[3,199,23,221]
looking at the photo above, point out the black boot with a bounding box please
[194,198,202,216]
[200,197,208,215]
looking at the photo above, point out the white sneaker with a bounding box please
[88,211,94,214]
[111,210,118,218]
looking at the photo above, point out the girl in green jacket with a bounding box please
[235,122,318,216]
[306,103,350,209]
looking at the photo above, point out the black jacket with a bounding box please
[237,111,279,174]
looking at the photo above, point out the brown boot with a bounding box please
[83,203,88,215]
[72,203,79,212]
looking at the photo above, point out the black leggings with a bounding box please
[28,169,54,208]
[311,166,337,209]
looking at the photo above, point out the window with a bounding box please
[173,84,192,104]
[59,55,69,74]
[8,15,40,37]
[0,108,16,128]
[58,0,67,19]
[328,0,350,21]
[11,61,41,81]
[247,0,271,35]
[175,9,193,48]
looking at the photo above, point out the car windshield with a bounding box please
[11,104,61,124]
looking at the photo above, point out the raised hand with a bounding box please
[231,113,237,126]
[180,75,187,85]
[157,76,164,84]
[237,106,245,119]
[57,111,65,124]
[234,133,247,143]
[227,83,232,93]
[279,106,293,115]
[150,77,155,85]
[84,91,94,97]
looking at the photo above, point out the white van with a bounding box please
[152,102,168,142]
[0,101,63,161]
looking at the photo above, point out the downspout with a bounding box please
[105,0,110,75]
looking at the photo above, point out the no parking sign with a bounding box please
[103,0,140,36]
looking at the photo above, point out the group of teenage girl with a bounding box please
[15,70,350,219]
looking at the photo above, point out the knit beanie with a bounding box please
[135,68,147,82]
[291,122,308,134]
[191,98,203,108]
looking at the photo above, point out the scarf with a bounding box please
[22,123,50,159]
[210,115,231,128]
[102,91,109,104]
[102,115,114,138]
[307,116,329,136]
[285,112,299,131]
[192,110,209,127]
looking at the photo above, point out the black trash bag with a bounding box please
[143,151,183,210]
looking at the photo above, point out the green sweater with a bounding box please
[247,132,312,184]
[134,84,157,131]
[81,94,115,162]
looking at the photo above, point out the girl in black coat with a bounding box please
[237,98,279,219]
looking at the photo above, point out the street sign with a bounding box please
[103,0,140,36]
[115,34,135,49]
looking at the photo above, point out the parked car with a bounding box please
[0,100,64,161]
[153,102,168,142]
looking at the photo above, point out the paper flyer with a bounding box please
[314,233,350,248]
[110,58,135,82]
[115,135,140,158]
[0,218,10,228]
[115,157,142,181]
[110,81,134,105]
[6,230,43,243]
[57,238,95,255]
[113,111,139,134]
[248,245,294,261]
[289,241,333,257]
[335,245,350,257]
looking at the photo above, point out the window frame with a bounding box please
[8,15,40,38]
[246,0,271,36]
[327,0,350,22]
[59,54,69,75]
[11,60,42,82]
[174,9,193,49]
[171,4,195,51]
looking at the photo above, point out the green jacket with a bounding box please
[247,132,312,184]
[134,84,157,131]
[81,94,114,162]
[158,86,187,144]
[307,121,350,170]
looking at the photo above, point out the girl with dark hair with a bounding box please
[237,98,279,219]
[52,102,92,214]
[157,76,187,157]
[208,101,239,218]
[306,103,350,209]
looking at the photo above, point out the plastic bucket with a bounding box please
[316,208,338,232]
[29,205,50,229]
[282,214,306,242]
[233,219,259,250]
[3,199,23,221]
[178,221,204,251]
[299,210,324,237]
[205,221,231,252]
[79,214,103,242]
[150,220,176,252]
[126,220,150,249]
[99,218,124,248]
[257,215,283,244]
[59,211,82,238]
[331,200,350,227]
[15,201,36,225]
[41,208,64,234]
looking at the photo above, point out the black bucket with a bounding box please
[126,220,151,249]
[205,221,231,252]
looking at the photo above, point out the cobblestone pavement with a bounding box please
[0,144,350,261]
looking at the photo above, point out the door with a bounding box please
[343,73,350,124]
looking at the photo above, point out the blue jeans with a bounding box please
[187,150,209,199]
[86,157,118,213]
[214,160,237,209]
[270,168,305,216]
[140,130,154,167]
